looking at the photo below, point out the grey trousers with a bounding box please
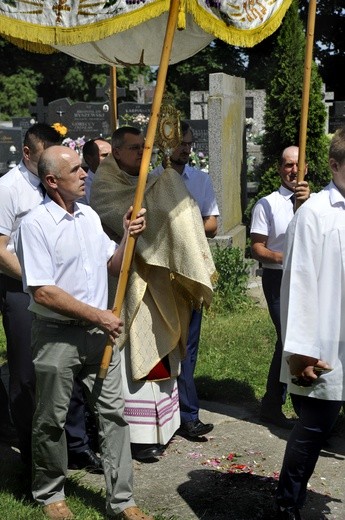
[31,319,136,516]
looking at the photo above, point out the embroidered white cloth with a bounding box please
[0,0,292,65]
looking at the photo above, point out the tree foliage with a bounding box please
[0,38,152,118]
[0,67,42,120]
[0,2,343,123]
[256,0,331,200]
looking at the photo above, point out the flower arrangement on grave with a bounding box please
[62,136,86,156]
[51,122,68,137]
[189,150,209,172]
[120,112,150,131]
[51,123,86,156]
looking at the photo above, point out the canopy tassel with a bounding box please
[177,0,186,30]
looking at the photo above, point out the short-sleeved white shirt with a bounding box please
[0,161,43,256]
[250,185,295,270]
[15,197,117,320]
[151,164,219,217]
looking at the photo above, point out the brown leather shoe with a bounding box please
[115,506,154,520]
[43,500,74,519]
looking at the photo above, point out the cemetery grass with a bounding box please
[1,303,344,520]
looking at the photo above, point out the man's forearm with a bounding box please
[0,251,22,279]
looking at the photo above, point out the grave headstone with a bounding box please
[208,73,246,249]
[48,98,111,140]
[329,101,345,134]
[186,119,209,157]
[96,76,126,101]
[321,83,334,134]
[129,75,155,104]
[12,117,36,139]
[118,102,151,133]
[29,97,49,123]
[190,91,209,120]
[0,127,22,176]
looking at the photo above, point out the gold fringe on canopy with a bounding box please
[0,0,293,52]
[189,0,293,48]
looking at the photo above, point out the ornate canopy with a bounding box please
[0,0,292,65]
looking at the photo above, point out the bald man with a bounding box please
[250,146,309,429]
[14,145,151,520]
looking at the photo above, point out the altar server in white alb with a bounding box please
[276,127,345,520]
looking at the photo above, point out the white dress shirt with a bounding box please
[0,161,43,256]
[280,181,345,400]
[15,197,117,320]
[250,185,295,270]
[151,164,219,217]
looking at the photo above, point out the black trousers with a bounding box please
[0,274,90,462]
[261,268,287,411]
[276,395,342,510]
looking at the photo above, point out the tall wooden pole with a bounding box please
[98,0,180,378]
[110,66,117,131]
[295,0,317,209]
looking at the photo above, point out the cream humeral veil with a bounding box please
[90,154,215,381]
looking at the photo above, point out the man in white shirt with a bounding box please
[275,128,345,520]
[15,145,150,520]
[250,146,309,429]
[0,123,101,474]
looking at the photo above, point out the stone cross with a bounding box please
[193,92,208,120]
[129,75,147,104]
[96,77,126,101]
[29,97,48,123]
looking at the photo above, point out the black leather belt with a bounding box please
[34,314,92,327]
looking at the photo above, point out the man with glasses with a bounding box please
[250,146,309,429]
[90,125,215,459]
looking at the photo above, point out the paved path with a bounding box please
[78,400,345,520]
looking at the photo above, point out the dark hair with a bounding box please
[181,121,192,137]
[82,139,98,161]
[23,123,62,151]
[111,126,142,148]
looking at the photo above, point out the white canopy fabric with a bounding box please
[0,0,293,65]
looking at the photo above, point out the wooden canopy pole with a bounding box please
[296,0,317,208]
[110,66,118,131]
[98,0,180,379]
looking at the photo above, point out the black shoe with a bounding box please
[260,411,296,430]
[177,419,214,439]
[276,506,301,519]
[131,443,164,461]
[68,448,103,474]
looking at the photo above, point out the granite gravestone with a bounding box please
[329,101,345,134]
[118,102,151,133]
[190,91,209,120]
[0,127,22,176]
[186,119,209,157]
[12,117,35,139]
[48,98,111,140]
